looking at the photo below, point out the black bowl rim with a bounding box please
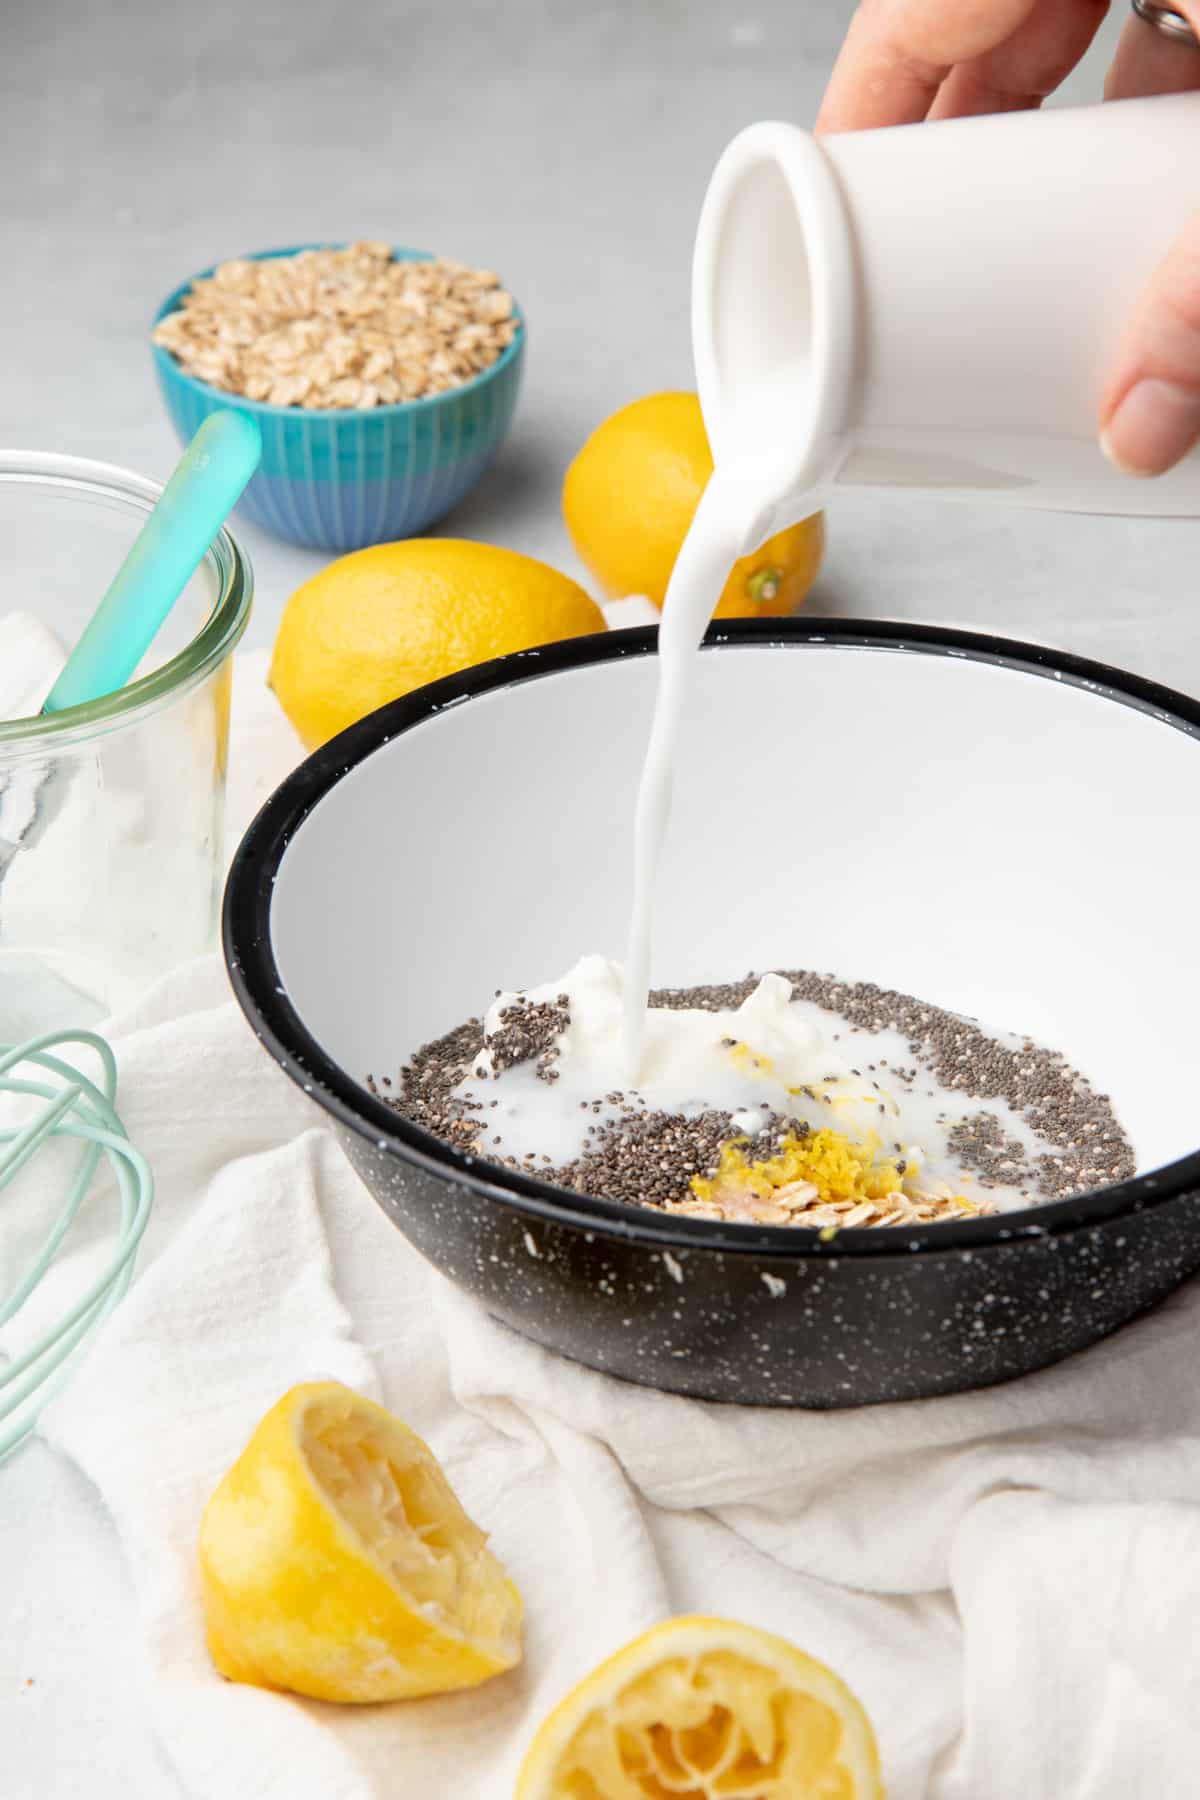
[223,618,1200,1260]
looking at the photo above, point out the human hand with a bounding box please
[816,2,1200,476]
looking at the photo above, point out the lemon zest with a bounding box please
[691,1125,972,1212]
[726,1039,775,1077]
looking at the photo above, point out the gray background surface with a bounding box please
[1,3,1197,1794]
[3,0,1197,682]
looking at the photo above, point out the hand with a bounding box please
[817,1,1200,476]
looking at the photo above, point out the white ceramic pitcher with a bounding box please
[693,93,1200,541]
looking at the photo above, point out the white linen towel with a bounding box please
[3,642,1198,1799]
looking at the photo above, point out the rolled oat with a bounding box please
[153,242,518,409]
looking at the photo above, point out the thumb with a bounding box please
[1100,209,1200,476]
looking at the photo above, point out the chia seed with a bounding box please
[483,993,571,1080]
[554,1109,799,1210]
[375,966,1135,1220]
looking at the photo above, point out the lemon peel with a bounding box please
[270,539,604,749]
[198,1380,522,1702]
[516,1614,883,1799]
[563,391,823,619]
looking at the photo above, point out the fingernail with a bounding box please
[1101,377,1200,476]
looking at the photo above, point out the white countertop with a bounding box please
[3,2,1198,1794]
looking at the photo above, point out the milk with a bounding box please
[620,481,746,1072]
[622,374,805,1074]
[453,955,1067,1214]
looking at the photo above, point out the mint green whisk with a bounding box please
[0,1030,153,1460]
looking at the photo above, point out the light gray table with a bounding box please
[4,0,1197,686]
[1,3,1197,1794]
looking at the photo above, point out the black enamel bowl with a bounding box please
[224,621,1200,1406]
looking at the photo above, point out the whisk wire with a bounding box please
[0,1029,153,1460]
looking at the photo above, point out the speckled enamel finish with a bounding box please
[331,1119,1200,1405]
[223,620,1200,1408]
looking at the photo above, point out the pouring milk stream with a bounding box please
[622,93,1200,1074]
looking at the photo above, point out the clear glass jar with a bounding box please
[0,451,252,1038]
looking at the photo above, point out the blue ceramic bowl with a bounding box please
[152,245,525,553]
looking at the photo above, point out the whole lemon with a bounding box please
[563,391,824,619]
[270,539,605,749]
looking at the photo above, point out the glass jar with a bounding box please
[0,451,252,1038]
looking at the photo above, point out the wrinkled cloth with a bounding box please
[2,646,1198,1799]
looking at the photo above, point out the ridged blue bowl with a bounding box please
[152,245,525,553]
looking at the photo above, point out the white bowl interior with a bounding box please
[270,643,1200,1180]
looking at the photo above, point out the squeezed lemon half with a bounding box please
[198,1380,523,1703]
[517,1614,883,1798]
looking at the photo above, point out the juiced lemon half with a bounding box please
[517,1615,883,1798]
[198,1380,523,1703]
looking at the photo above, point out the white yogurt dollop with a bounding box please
[453,955,1050,1209]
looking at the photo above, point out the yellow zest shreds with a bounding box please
[727,1040,775,1077]
[693,1129,904,1208]
[686,1128,988,1229]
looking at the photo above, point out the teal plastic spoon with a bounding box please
[41,411,262,715]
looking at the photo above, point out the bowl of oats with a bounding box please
[224,619,1200,1408]
[151,242,525,553]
